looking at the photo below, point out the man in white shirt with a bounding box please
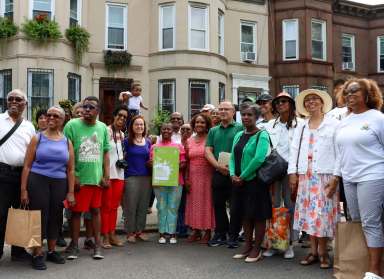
[0,89,35,261]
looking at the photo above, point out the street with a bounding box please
[0,236,333,279]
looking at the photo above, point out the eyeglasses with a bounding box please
[304,96,322,103]
[82,104,97,110]
[117,113,127,119]
[180,127,192,131]
[171,117,181,120]
[7,96,24,103]
[275,99,289,105]
[46,113,60,119]
[344,85,361,96]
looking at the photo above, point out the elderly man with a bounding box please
[0,89,35,261]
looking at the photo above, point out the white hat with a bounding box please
[200,104,215,112]
[295,89,333,117]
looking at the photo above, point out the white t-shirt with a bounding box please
[327,106,348,121]
[108,127,125,180]
[334,109,384,182]
[128,95,142,110]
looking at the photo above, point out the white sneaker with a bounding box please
[158,237,166,244]
[283,245,295,259]
[364,272,383,279]
[262,249,276,257]
[169,237,177,244]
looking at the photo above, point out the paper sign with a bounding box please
[218,152,231,167]
[152,146,179,186]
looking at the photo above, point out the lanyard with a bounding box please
[112,125,124,159]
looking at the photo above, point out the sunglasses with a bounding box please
[7,96,24,103]
[275,99,289,105]
[344,85,361,96]
[257,101,270,105]
[82,104,97,110]
[46,113,60,119]
[304,96,322,103]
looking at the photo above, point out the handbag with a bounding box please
[291,125,305,201]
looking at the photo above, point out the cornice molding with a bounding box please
[333,0,384,19]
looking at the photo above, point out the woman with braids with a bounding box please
[263,92,303,259]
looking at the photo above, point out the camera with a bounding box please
[115,159,128,169]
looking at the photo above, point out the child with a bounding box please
[149,123,186,244]
[119,83,148,129]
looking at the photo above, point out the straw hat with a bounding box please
[272,92,295,111]
[295,89,333,117]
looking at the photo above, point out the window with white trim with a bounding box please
[311,19,326,61]
[189,4,209,50]
[30,0,54,20]
[68,73,81,103]
[190,80,209,117]
[159,4,175,50]
[378,36,384,72]
[219,82,225,103]
[218,11,224,55]
[240,21,257,62]
[342,34,355,71]
[282,85,299,99]
[0,69,11,113]
[0,0,13,20]
[282,19,298,60]
[69,0,81,26]
[106,4,127,50]
[27,69,53,118]
[159,80,175,113]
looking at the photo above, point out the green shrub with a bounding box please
[0,17,17,39]
[103,50,132,72]
[21,15,62,42]
[149,109,171,135]
[65,25,90,65]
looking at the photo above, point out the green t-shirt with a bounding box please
[206,121,243,160]
[63,118,110,186]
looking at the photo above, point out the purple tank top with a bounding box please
[31,133,69,179]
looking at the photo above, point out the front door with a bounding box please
[99,78,132,125]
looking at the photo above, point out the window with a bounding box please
[282,19,298,60]
[378,36,384,72]
[341,34,355,71]
[159,80,175,113]
[106,4,127,50]
[27,69,53,117]
[282,85,299,99]
[238,88,262,104]
[0,0,13,20]
[69,0,81,26]
[159,4,175,50]
[189,4,209,50]
[311,85,328,92]
[0,69,11,113]
[218,11,224,55]
[219,82,225,103]
[311,19,326,60]
[240,21,257,62]
[190,80,209,117]
[30,0,54,19]
[68,73,81,103]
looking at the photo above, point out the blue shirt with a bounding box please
[124,138,151,177]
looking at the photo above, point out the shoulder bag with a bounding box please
[0,119,22,147]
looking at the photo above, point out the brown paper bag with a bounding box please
[5,208,41,249]
[334,222,384,279]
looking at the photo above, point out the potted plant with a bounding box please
[65,25,90,65]
[0,17,17,39]
[149,108,171,135]
[21,14,62,43]
[103,50,132,72]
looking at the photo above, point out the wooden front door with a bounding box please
[99,78,132,125]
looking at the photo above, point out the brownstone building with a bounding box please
[269,0,384,98]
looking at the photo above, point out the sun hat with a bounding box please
[295,89,333,117]
[272,92,295,111]
[200,104,215,112]
[256,93,273,104]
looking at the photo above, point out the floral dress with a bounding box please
[293,130,339,237]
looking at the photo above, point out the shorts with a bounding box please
[71,185,102,212]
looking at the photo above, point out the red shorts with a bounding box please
[71,185,102,212]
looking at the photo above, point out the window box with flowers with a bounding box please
[103,50,132,72]
[21,14,62,43]
[65,25,90,65]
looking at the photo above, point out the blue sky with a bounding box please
[348,0,384,4]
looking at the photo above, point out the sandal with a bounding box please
[319,254,332,269]
[300,253,319,265]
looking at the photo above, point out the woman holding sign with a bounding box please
[149,123,186,244]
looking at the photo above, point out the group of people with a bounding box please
[0,78,383,279]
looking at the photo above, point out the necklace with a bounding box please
[134,137,144,144]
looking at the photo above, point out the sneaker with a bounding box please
[169,237,177,244]
[83,238,96,250]
[364,272,383,279]
[227,236,239,249]
[207,234,226,247]
[263,249,277,257]
[32,255,47,270]
[56,237,67,248]
[46,251,65,264]
[283,245,295,259]
[11,250,32,262]
[158,237,166,244]
[93,247,104,260]
[66,246,80,260]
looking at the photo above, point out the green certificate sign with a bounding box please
[152,146,180,186]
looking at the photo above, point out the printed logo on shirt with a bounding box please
[360,123,370,131]
[78,132,101,162]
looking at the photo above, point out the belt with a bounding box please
[0,162,23,173]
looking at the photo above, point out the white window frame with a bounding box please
[188,4,209,51]
[240,21,257,62]
[189,80,209,118]
[159,4,175,51]
[68,73,81,103]
[158,80,176,113]
[282,85,300,99]
[377,36,384,73]
[27,69,54,119]
[311,19,327,61]
[0,0,12,17]
[218,10,224,55]
[105,3,128,50]
[282,19,299,61]
[341,33,355,71]
[29,0,55,20]
[70,0,82,26]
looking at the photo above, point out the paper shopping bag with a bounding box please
[5,208,41,248]
[262,207,290,251]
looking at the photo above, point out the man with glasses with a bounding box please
[256,93,274,129]
[0,89,35,261]
[63,96,110,260]
[158,112,184,144]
